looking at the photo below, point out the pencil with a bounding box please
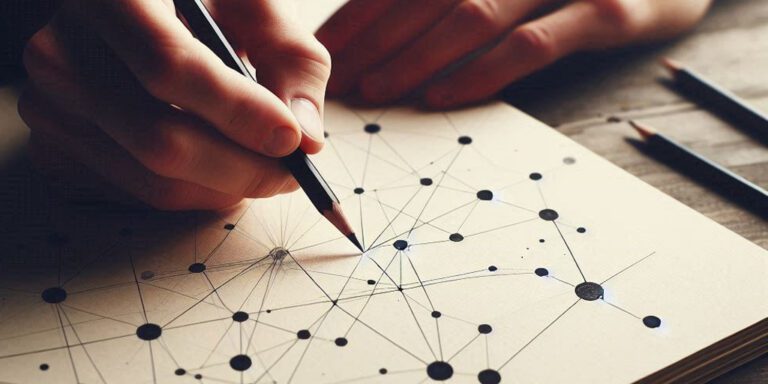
[629,120,768,217]
[174,0,363,252]
[661,58,768,142]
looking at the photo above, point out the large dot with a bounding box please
[335,337,348,346]
[136,323,162,341]
[188,263,206,273]
[364,123,381,133]
[223,223,235,230]
[431,311,442,318]
[420,178,433,186]
[297,329,311,339]
[458,136,472,145]
[175,368,186,376]
[232,311,249,322]
[478,369,501,384]
[535,268,549,277]
[41,287,67,304]
[449,233,464,242]
[354,187,365,195]
[574,282,604,301]
[577,227,587,233]
[393,240,408,250]
[478,324,492,334]
[643,316,662,328]
[538,209,559,221]
[379,368,388,375]
[39,364,49,371]
[476,190,493,201]
[367,279,376,285]
[529,172,542,180]
[229,355,252,371]
[427,361,454,381]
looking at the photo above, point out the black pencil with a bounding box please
[661,58,768,141]
[174,0,363,251]
[629,120,768,217]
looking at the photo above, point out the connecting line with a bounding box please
[366,186,424,251]
[371,199,478,249]
[407,147,464,237]
[53,305,81,384]
[286,307,334,384]
[602,300,641,320]
[447,333,480,362]
[251,339,299,384]
[343,251,400,337]
[552,221,587,283]
[360,133,375,188]
[497,299,581,370]
[60,240,122,287]
[128,254,150,324]
[245,261,281,355]
[202,202,254,264]
[601,251,657,285]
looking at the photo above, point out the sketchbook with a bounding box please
[0,1,766,383]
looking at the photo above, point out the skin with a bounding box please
[317,0,713,108]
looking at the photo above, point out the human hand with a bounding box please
[19,0,331,210]
[317,0,711,108]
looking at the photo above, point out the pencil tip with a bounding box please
[347,234,364,252]
[629,120,657,140]
[660,57,682,73]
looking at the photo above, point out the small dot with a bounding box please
[535,268,549,277]
[539,239,545,243]
[39,364,49,371]
[367,279,376,285]
[335,337,348,346]
[232,311,249,322]
[194,374,203,380]
[563,157,576,165]
[324,131,329,138]
[393,240,408,250]
[136,323,162,341]
[175,368,186,376]
[140,271,155,280]
[431,311,442,318]
[574,282,604,301]
[538,209,559,221]
[449,233,464,242]
[224,223,235,230]
[478,369,502,384]
[297,329,311,339]
[379,368,388,375]
[458,136,472,145]
[488,265,497,272]
[577,227,587,233]
[188,263,206,273]
[41,287,67,304]
[478,324,492,334]
[420,178,433,186]
[354,187,365,195]
[607,116,622,123]
[426,361,454,381]
[229,355,252,371]
[266,309,272,313]
[332,300,338,306]
[364,123,381,133]
[529,172,542,180]
[476,190,493,201]
[643,316,662,329]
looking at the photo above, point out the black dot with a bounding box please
[488,265,497,272]
[607,116,622,123]
[574,282,604,301]
[188,263,206,273]
[140,271,155,280]
[539,239,545,243]
[367,279,376,285]
[563,157,576,165]
[427,361,454,381]
[397,286,403,291]
[39,364,49,371]
[41,287,67,304]
[194,374,202,380]
[478,324,492,334]
[136,323,162,341]
[420,178,433,186]
[538,209,559,221]
[266,309,272,313]
[529,173,542,180]
[476,190,493,201]
[229,355,252,371]
[393,240,408,250]
[174,368,186,376]
[577,227,587,233]
[332,300,338,306]
[458,136,472,145]
[379,368,388,375]
[232,311,249,322]
[297,329,311,339]
[324,131,329,138]
[478,369,502,384]
[431,311,442,318]
[534,268,549,277]
[643,316,662,329]
[224,223,235,230]
[335,337,348,346]
[354,187,365,194]
[449,233,464,242]
[364,123,381,133]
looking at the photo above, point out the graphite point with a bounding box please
[449,233,464,242]
[458,136,472,145]
[420,178,433,186]
[229,355,252,371]
[224,223,235,230]
[136,323,162,341]
[269,247,289,262]
[539,209,559,221]
[188,263,206,273]
[643,315,662,328]
[364,123,381,133]
[427,361,454,381]
[232,311,249,322]
[478,324,492,334]
[335,337,348,346]
[476,190,494,201]
[175,368,186,376]
[354,187,365,194]
[535,268,549,277]
[297,329,311,339]
[575,282,604,301]
[393,240,408,250]
[41,287,67,304]
[529,172,542,180]
[478,369,501,384]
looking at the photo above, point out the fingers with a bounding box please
[315,0,400,55]
[60,0,302,158]
[423,0,645,108]
[24,24,299,199]
[19,88,242,211]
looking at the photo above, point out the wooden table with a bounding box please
[503,0,768,382]
[0,0,765,382]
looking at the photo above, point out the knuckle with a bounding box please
[22,32,51,77]
[137,45,190,101]
[455,0,502,34]
[141,117,193,177]
[592,0,640,38]
[510,24,557,60]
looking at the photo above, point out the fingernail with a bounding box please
[290,98,325,143]
[264,126,297,157]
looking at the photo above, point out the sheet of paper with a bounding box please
[0,1,766,383]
